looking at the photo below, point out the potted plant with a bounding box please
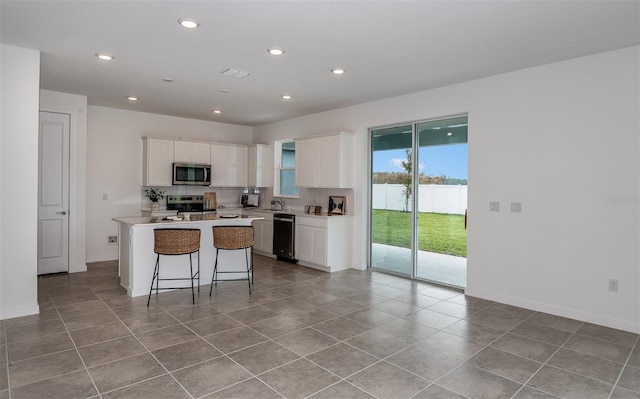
[144,188,165,211]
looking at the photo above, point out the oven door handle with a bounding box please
[274,217,294,222]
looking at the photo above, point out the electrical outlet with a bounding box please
[108,235,118,244]
[608,279,618,292]
[102,193,108,200]
[489,201,500,212]
[511,202,522,213]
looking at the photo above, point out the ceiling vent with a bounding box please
[221,68,250,79]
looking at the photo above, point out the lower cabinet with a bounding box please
[295,215,351,271]
[296,223,327,266]
[245,211,274,256]
[252,219,274,255]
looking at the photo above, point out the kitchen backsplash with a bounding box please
[142,186,355,215]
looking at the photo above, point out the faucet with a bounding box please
[271,198,285,211]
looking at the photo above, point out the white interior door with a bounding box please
[38,111,70,275]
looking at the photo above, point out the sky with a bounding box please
[372,143,468,180]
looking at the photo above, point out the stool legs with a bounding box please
[147,254,160,306]
[245,248,252,294]
[210,247,253,295]
[147,252,200,307]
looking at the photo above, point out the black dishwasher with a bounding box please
[273,213,296,262]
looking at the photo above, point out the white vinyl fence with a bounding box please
[372,184,467,215]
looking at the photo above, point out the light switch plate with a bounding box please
[489,201,500,212]
[511,202,522,213]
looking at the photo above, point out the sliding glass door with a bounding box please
[369,116,468,288]
[370,124,414,276]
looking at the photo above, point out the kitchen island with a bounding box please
[113,214,264,297]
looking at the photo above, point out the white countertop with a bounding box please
[114,214,262,226]
[244,208,352,219]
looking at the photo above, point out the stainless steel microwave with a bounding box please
[172,163,211,186]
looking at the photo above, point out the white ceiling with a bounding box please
[1,1,638,126]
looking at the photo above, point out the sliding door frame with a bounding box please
[367,113,468,287]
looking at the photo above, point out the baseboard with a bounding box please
[69,263,87,273]
[297,261,331,273]
[465,287,640,334]
[0,304,40,320]
[253,251,276,259]
[86,256,118,263]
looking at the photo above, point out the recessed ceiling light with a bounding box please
[178,18,200,29]
[162,77,174,83]
[268,48,285,56]
[212,109,222,114]
[219,89,230,94]
[95,53,114,61]
[447,132,453,136]
[331,68,345,75]
[127,96,138,101]
[281,95,292,100]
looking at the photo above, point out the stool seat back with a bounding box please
[154,228,201,255]
[212,226,253,250]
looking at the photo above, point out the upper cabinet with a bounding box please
[174,141,211,164]
[210,144,248,187]
[142,137,174,186]
[295,132,353,188]
[248,144,273,188]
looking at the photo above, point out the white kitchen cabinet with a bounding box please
[248,144,273,187]
[295,132,353,188]
[210,144,248,187]
[142,137,174,186]
[174,141,211,164]
[296,222,327,266]
[295,215,351,271]
[245,210,274,256]
[295,138,317,188]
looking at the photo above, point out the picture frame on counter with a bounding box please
[328,196,346,215]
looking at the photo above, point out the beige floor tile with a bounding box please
[171,356,252,398]
[88,353,166,394]
[438,364,521,399]
[347,361,430,399]
[466,347,542,383]
[203,377,282,399]
[101,374,190,399]
[260,358,340,399]
[152,338,222,372]
[274,327,337,356]
[308,343,378,378]
[7,258,639,399]
[204,326,268,353]
[228,340,299,374]
[9,349,84,388]
[77,336,147,368]
[308,381,376,399]
[528,365,612,399]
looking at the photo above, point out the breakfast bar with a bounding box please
[113,214,264,297]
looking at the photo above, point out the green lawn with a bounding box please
[371,209,467,257]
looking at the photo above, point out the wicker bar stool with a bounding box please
[147,228,201,306]
[210,226,254,295]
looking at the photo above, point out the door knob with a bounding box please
[56,211,67,215]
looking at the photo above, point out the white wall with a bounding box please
[0,44,40,319]
[253,46,640,333]
[40,90,88,273]
[86,106,252,262]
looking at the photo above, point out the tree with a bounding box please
[400,149,412,212]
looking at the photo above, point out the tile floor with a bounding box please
[1,256,638,399]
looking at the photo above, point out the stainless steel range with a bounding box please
[166,195,214,213]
